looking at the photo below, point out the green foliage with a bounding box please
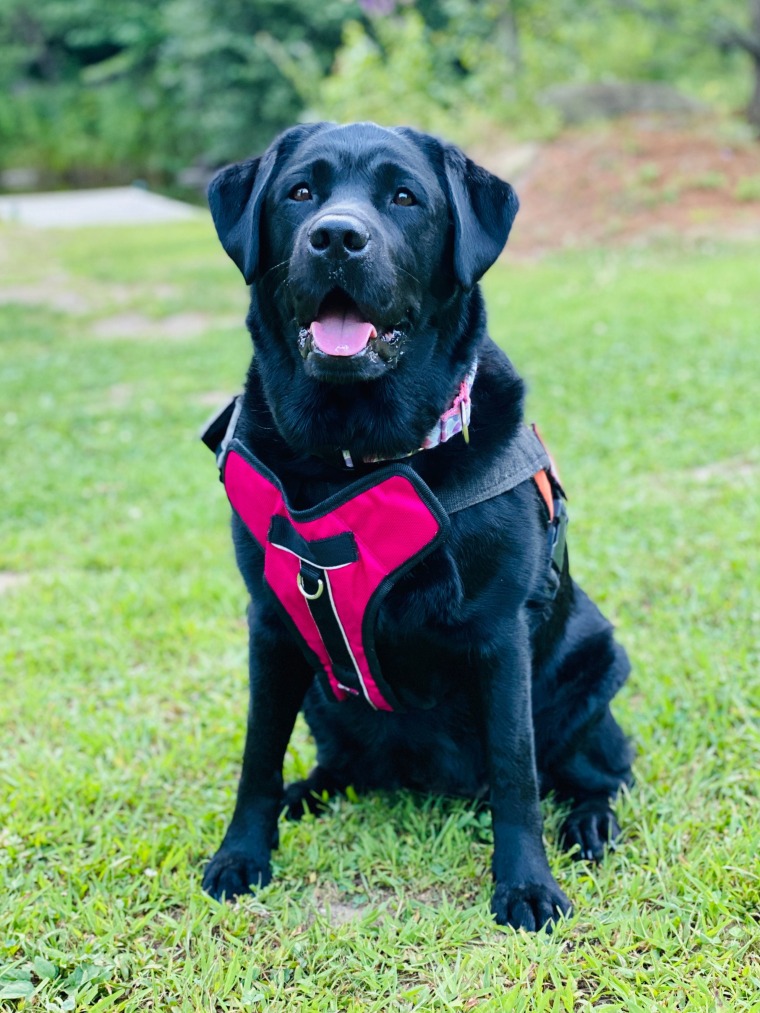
[0,0,168,178]
[0,0,757,187]
[317,12,458,133]
[735,172,760,199]
[0,0,359,183]
[317,3,559,143]
[155,0,357,166]
[1,222,759,1008]
[318,0,751,143]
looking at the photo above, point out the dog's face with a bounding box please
[208,123,519,389]
[266,124,452,384]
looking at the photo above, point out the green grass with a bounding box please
[1,221,758,1011]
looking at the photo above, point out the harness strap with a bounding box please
[435,423,552,514]
[201,395,570,713]
[200,395,242,467]
[201,395,566,525]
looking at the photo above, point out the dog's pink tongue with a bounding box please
[310,310,376,356]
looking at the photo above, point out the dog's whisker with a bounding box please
[260,259,290,284]
[395,265,423,287]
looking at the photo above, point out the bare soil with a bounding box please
[505,116,760,257]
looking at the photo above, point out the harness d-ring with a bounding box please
[297,572,324,600]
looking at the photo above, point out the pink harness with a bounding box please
[202,391,565,712]
[224,441,447,710]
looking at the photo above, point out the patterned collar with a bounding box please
[341,358,478,468]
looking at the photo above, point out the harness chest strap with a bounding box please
[202,397,567,712]
[222,441,448,710]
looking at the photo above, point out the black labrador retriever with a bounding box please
[201,122,633,931]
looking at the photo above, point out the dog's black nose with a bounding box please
[308,214,370,257]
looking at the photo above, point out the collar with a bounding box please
[341,358,478,469]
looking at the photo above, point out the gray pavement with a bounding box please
[0,186,204,228]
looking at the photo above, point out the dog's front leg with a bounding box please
[480,618,572,932]
[202,609,313,902]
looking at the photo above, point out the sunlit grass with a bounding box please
[1,223,758,1010]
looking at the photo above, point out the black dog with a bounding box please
[201,122,632,932]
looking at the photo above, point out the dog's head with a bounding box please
[206,124,518,457]
[208,122,518,454]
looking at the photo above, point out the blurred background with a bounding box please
[2,4,758,1006]
[1,1,759,193]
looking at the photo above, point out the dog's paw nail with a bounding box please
[492,880,572,933]
[202,849,271,903]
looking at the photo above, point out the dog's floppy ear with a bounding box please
[207,154,272,284]
[443,145,519,290]
[207,123,326,284]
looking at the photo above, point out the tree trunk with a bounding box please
[749,0,760,131]
[495,0,522,76]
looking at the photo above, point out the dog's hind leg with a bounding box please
[551,706,633,862]
[282,765,351,820]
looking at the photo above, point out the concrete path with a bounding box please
[0,186,203,228]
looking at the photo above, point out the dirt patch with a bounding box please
[311,885,391,926]
[0,265,183,318]
[687,456,758,484]
[91,311,213,340]
[91,311,242,340]
[507,116,760,257]
[104,383,134,408]
[196,390,241,408]
[0,282,91,313]
[309,884,448,926]
[317,899,371,926]
[0,572,30,595]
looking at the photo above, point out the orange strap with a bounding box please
[533,470,554,521]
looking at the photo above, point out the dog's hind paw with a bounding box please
[282,779,331,821]
[491,879,572,933]
[560,799,620,863]
[282,765,348,820]
[202,848,272,902]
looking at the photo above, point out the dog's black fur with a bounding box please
[202,122,633,931]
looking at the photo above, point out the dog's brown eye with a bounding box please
[289,184,312,202]
[393,188,417,207]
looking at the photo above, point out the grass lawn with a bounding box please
[0,220,758,1011]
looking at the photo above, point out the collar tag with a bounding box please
[460,401,470,445]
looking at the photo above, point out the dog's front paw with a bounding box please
[491,878,572,932]
[202,847,272,902]
[560,800,620,863]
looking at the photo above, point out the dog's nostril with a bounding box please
[343,228,368,252]
[309,228,330,252]
[309,217,370,256]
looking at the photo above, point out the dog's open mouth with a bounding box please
[298,289,404,366]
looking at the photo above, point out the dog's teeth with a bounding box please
[298,327,313,359]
